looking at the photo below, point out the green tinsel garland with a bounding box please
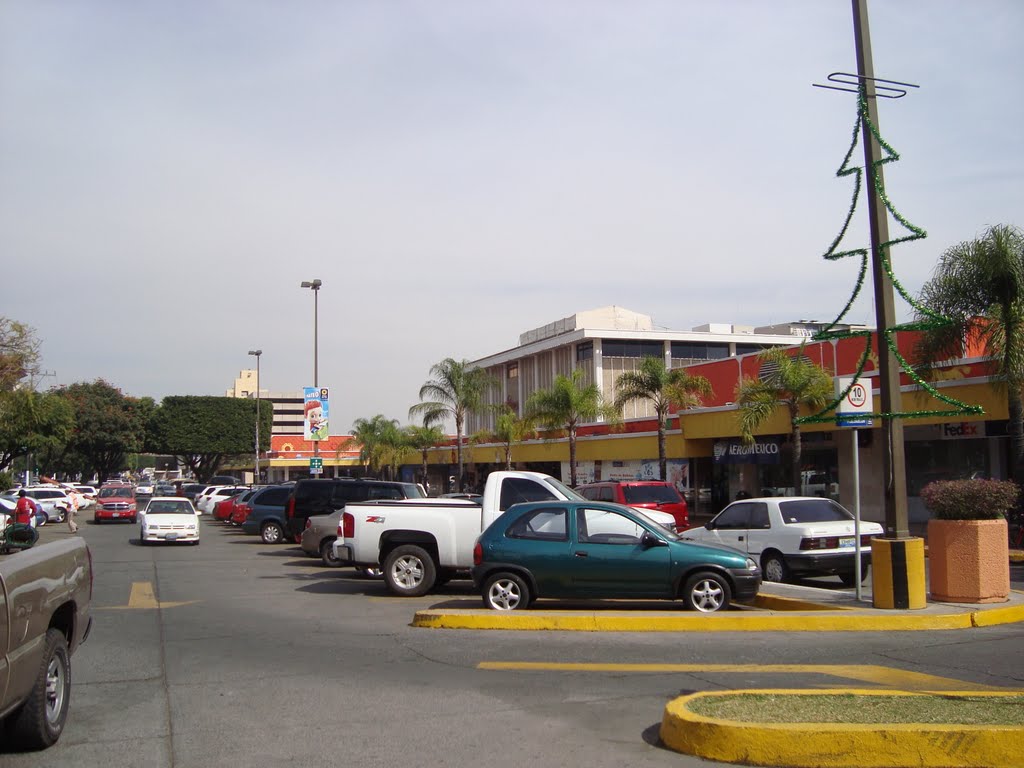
[796,87,983,425]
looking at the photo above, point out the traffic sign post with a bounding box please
[835,376,874,601]
[309,457,323,475]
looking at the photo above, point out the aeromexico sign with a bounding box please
[713,438,782,465]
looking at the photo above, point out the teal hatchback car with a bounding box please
[471,500,761,611]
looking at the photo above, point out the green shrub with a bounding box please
[919,478,1019,520]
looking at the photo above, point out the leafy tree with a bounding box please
[405,423,445,488]
[0,317,41,391]
[526,368,619,487]
[614,356,712,481]
[352,415,404,478]
[483,404,536,471]
[735,346,833,495]
[915,224,1024,482]
[55,380,149,483]
[146,396,269,482]
[409,358,494,491]
[0,388,74,473]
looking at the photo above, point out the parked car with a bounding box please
[135,479,156,497]
[472,500,761,612]
[209,475,242,486]
[8,488,72,523]
[216,487,263,523]
[284,478,425,541]
[180,483,208,503]
[237,485,293,543]
[575,481,689,530]
[196,486,248,515]
[680,496,884,585]
[139,497,200,545]
[94,485,137,523]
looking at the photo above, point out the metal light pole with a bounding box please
[248,349,262,482]
[300,279,322,467]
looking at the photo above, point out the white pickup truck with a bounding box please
[334,470,681,597]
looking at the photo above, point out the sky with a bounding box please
[1,1,1022,433]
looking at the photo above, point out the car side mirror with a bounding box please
[641,531,667,548]
[704,521,715,530]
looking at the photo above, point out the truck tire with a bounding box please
[320,539,343,567]
[9,628,71,749]
[261,522,284,544]
[383,545,436,597]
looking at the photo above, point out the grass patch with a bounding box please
[688,693,1024,725]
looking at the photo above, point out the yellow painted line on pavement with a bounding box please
[96,581,198,610]
[476,662,1013,692]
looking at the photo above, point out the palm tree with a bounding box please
[526,368,618,486]
[735,346,833,495]
[916,224,1024,482]
[491,405,537,470]
[351,415,401,478]
[409,358,494,492]
[614,356,712,481]
[405,423,445,490]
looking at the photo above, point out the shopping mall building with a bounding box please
[250,306,1001,527]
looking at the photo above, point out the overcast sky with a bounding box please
[2,1,1021,433]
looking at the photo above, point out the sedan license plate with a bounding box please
[112,512,120,518]
[839,537,855,549]
[165,533,177,540]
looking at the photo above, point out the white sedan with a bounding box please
[139,497,200,545]
[681,496,884,585]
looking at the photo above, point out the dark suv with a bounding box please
[284,479,425,541]
[237,485,294,543]
[575,480,689,529]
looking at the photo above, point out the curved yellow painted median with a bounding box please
[660,689,1024,768]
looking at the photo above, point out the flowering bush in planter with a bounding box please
[920,478,1015,603]
[919,478,1018,520]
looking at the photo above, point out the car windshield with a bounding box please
[146,500,194,514]
[778,498,853,524]
[622,485,681,504]
[98,487,132,498]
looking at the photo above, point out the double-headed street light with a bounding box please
[300,279,322,465]
[248,349,262,481]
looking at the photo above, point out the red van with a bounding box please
[575,481,689,530]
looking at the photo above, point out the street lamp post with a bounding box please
[248,349,262,482]
[300,279,322,470]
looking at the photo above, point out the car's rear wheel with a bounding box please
[261,522,284,544]
[682,572,731,612]
[483,572,529,610]
[8,628,71,749]
[383,545,436,597]
[320,539,343,567]
[761,552,789,583]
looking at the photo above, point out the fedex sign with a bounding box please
[942,422,985,439]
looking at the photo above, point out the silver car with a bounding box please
[301,512,381,578]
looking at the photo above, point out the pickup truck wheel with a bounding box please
[683,572,731,613]
[261,522,284,544]
[9,628,71,749]
[761,552,789,583]
[320,540,343,567]
[483,572,529,610]
[383,545,436,597]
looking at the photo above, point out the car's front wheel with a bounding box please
[483,572,530,610]
[383,545,436,597]
[682,572,731,612]
[320,540,343,567]
[761,552,790,583]
[261,522,284,544]
[8,628,71,749]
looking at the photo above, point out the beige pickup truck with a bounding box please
[0,537,93,749]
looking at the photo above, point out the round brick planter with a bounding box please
[927,518,1010,603]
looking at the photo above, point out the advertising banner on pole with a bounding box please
[303,387,330,441]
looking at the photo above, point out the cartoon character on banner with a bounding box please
[305,400,329,441]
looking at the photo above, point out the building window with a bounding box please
[577,342,593,362]
[602,340,663,358]
[735,343,768,356]
[670,342,729,360]
[508,362,519,379]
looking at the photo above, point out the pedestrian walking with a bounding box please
[14,490,35,526]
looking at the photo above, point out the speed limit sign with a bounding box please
[835,376,872,427]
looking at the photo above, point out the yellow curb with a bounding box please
[660,689,1024,768]
[752,593,855,611]
[411,606,1024,631]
